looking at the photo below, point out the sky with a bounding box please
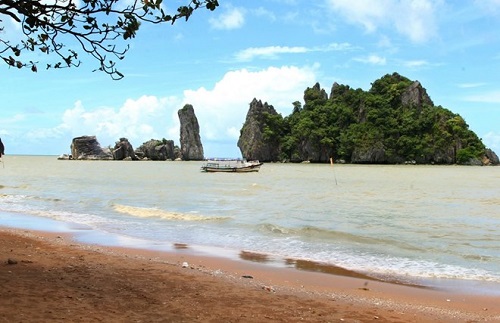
[1,0,500,158]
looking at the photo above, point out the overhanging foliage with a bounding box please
[0,0,219,79]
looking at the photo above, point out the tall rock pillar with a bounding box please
[178,104,204,161]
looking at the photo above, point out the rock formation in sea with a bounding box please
[112,138,138,160]
[64,73,497,166]
[237,98,281,162]
[135,139,176,161]
[348,73,467,164]
[237,73,497,165]
[297,83,335,163]
[484,148,499,165]
[178,104,204,161]
[70,136,112,160]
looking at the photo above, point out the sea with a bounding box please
[1,155,499,294]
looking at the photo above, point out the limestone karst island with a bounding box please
[61,73,499,166]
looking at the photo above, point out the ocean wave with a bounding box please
[240,233,500,284]
[361,255,500,284]
[259,223,371,241]
[1,193,61,203]
[258,223,424,252]
[258,223,293,234]
[112,204,231,222]
[0,193,30,202]
[0,194,34,214]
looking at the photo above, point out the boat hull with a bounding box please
[200,160,262,173]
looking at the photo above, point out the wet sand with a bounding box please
[1,228,499,322]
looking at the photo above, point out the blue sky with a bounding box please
[1,0,500,158]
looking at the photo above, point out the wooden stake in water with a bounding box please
[330,157,338,185]
[0,138,4,168]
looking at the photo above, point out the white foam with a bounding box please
[112,204,231,222]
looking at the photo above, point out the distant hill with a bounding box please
[238,73,499,165]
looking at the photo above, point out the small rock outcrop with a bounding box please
[57,154,71,160]
[484,148,500,165]
[70,136,112,160]
[178,104,204,161]
[306,82,328,102]
[238,98,281,162]
[112,138,138,160]
[135,139,176,161]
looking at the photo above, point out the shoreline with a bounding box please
[2,211,500,297]
[1,226,499,322]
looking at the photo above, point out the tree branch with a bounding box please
[0,0,219,79]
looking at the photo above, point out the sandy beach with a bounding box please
[1,228,499,323]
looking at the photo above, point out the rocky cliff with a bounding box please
[70,136,112,160]
[238,73,498,165]
[237,98,281,162]
[484,148,499,165]
[112,138,138,160]
[135,139,176,161]
[400,80,434,110]
[178,104,204,161]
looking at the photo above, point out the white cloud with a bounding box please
[181,65,318,156]
[0,113,27,124]
[40,0,81,6]
[59,96,180,148]
[403,60,429,68]
[1,10,23,43]
[323,42,355,51]
[483,131,500,153]
[235,46,308,61]
[354,54,387,65]
[20,65,318,157]
[25,126,68,141]
[464,91,500,103]
[457,83,486,89]
[252,7,277,21]
[209,6,245,30]
[325,0,441,43]
[394,0,437,43]
[234,42,353,62]
[325,0,389,32]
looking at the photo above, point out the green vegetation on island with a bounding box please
[239,73,498,165]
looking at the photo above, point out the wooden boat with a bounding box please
[200,159,263,173]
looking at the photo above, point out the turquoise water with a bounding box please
[1,155,499,293]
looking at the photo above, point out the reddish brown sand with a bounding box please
[1,228,499,322]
